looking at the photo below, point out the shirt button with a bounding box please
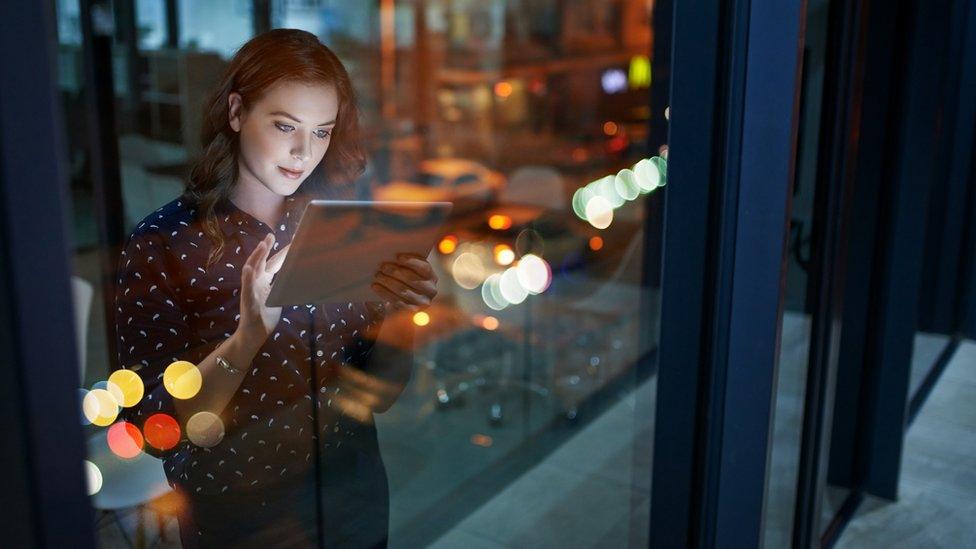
[316,350,324,357]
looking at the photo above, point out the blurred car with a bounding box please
[373,158,506,215]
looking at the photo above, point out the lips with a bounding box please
[278,166,304,179]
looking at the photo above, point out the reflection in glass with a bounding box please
[56,0,663,545]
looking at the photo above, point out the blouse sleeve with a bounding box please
[114,230,212,458]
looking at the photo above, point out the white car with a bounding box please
[374,158,506,214]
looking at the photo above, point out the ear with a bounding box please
[228,92,244,132]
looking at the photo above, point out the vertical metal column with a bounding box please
[650,0,805,546]
[0,0,97,546]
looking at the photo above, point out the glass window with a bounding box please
[56,0,665,545]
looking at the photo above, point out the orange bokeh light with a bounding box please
[438,235,458,254]
[413,311,431,327]
[589,236,604,251]
[482,316,499,331]
[494,81,513,98]
[107,421,144,459]
[144,413,181,451]
[603,121,618,136]
[488,215,513,230]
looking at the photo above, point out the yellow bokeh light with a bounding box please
[163,361,202,400]
[488,214,513,231]
[413,311,431,327]
[108,369,144,408]
[438,235,458,254]
[482,316,499,331]
[187,411,226,448]
[83,389,119,427]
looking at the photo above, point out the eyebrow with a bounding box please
[270,111,336,126]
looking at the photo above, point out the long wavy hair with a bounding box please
[187,29,366,268]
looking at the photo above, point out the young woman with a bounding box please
[114,29,436,547]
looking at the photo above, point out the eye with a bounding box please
[275,122,295,133]
[314,129,333,139]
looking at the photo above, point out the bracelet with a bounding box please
[216,356,241,375]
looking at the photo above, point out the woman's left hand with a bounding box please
[371,253,438,312]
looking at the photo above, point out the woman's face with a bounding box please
[228,80,339,196]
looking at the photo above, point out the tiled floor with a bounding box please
[836,341,976,548]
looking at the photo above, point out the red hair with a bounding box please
[187,29,366,267]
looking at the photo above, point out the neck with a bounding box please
[229,173,286,228]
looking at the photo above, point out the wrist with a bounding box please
[233,323,268,351]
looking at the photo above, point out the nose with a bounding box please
[291,134,312,162]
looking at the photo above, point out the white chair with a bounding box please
[71,276,93,381]
[72,275,176,547]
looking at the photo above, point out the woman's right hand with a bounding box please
[239,233,290,340]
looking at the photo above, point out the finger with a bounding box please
[380,267,437,299]
[370,283,418,311]
[245,236,270,272]
[240,264,254,302]
[374,273,430,306]
[257,234,274,273]
[395,254,435,279]
[266,243,291,274]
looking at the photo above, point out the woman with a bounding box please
[115,29,436,548]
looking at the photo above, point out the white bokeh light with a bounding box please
[516,254,552,294]
[499,268,528,304]
[585,196,614,229]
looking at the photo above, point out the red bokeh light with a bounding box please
[107,421,145,459]
[144,413,181,451]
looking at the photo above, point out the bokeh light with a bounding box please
[595,175,626,208]
[438,235,458,255]
[585,196,614,229]
[413,311,431,327]
[471,434,493,447]
[79,388,92,426]
[494,244,515,266]
[488,214,513,231]
[515,228,545,256]
[108,369,144,408]
[186,411,225,448]
[603,121,618,136]
[589,236,604,251]
[107,421,144,459]
[84,389,119,427]
[163,361,202,400]
[494,81,513,98]
[144,413,181,451]
[515,254,552,295]
[499,268,528,305]
[634,158,661,192]
[651,156,668,185]
[482,274,508,311]
[614,169,641,201]
[482,316,499,331]
[93,380,125,409]
[84,460,102,496]
[452,252,487,289]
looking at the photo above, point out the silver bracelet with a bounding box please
[216,356,241,375]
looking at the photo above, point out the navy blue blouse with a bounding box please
[114,189,397,514]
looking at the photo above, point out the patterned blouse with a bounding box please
[114,188,400,525]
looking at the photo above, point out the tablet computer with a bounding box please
[266,200,453,306]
